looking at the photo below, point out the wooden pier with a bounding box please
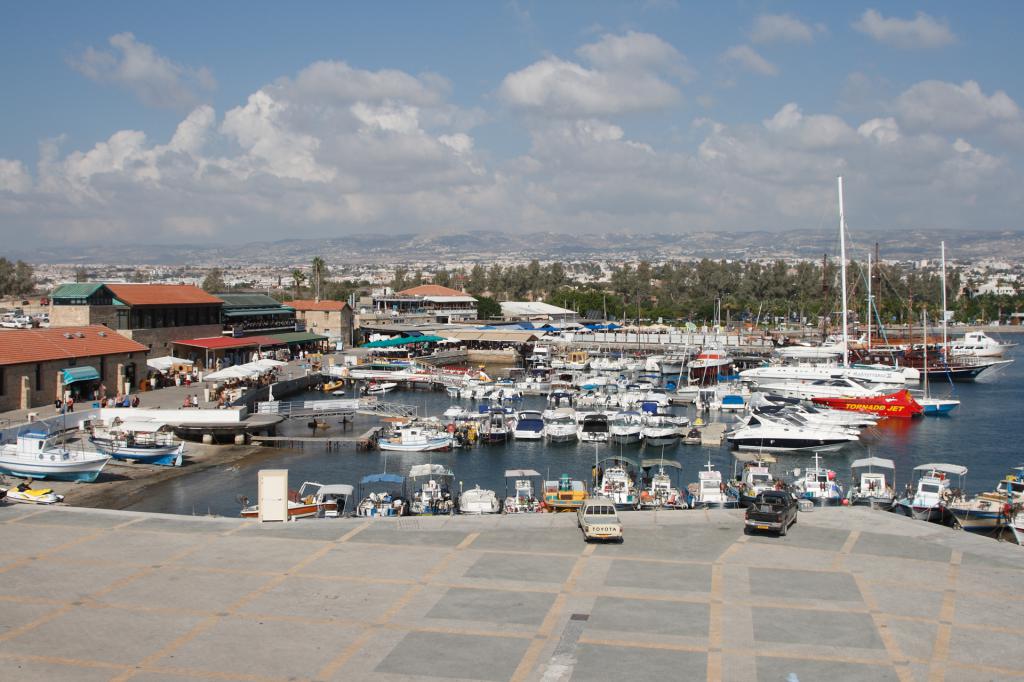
[251,426,384,451]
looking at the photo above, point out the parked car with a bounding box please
[744,490,798,536]
[577,497,623,542]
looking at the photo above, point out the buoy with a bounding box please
[841,498,850,506]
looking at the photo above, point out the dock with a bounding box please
[251,426,384,450]
[0,503,1019,681]
[700,422,728,445]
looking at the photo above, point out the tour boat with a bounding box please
[812,389,923,419]
[945,331,1017,358]
[239,481,350,519]
[377,423,453,452]
[458,485,501,514]
[88,419,185,467]
[846,457,896,510]
[0,429,110,482]
[895,463,967,525]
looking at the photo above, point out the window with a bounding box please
[99,355,105,378]
[0,366,5,395]
[35,363,41,391]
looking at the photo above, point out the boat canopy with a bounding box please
[598,455,640,469]
[319,484,354,496]
[360,473,404,485]
[851,457,896,470]
[914,462,968,476]
[408,463,453,478]
[640,459,682,469]
[110,418,173,433]
[733,452,778,464]
[504,469,541,478]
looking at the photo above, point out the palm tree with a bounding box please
[311,257,326,301]
[291,269,306,299]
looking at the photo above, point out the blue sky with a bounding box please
[1,1,1022,246]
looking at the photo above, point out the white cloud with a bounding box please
[0,160,32,194]
[750,14,819,44]
[721,45,778,77]
[853,9,956,49]
[893,80,1020,132]
[857,117,901,144]
[763,103,858,148]
[499,31,690,117]
[69,32,215,108]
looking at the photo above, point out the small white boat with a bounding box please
[847,457,896,510]
[608,411,643,445]
[513,410,544,440]
[896,463,967,524]
[377,424,453,452]
[503,469,542,513]
[578,413,610,442]
[88,419,184,467]
[365,381,398,395]
[791,454,844,506]
[543,407,578,443]
[690,459,737,508]
[641,415,679,447]
[240,481,351,519]
[3,481,64,505]
[459,485,501,514]
[0,429,110,482]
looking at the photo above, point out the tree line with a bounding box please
[0,259,35,297]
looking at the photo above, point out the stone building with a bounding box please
[0,325,148,411]
[289,300,354,349]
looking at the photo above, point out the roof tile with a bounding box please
[106,284,223,306]
[0,326,148,366]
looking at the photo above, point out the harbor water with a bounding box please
[128,347,1022,517]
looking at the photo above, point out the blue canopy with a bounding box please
[360,473,404,484]
[62,366,100,384]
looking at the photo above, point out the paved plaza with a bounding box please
[0,503,1021,681]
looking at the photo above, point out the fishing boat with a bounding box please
[355,472,406,517]
[895,463,967,525]
[458,484,501,514]
[0,428,110,482]
[542,474,587,512]
[503,469,542,513]
[239,481,349,519]
[2,481,64,505]
[638,458,685,509]
[88,418,185,467]
[948,471,1024,533]
[596,458,639,510]
[377,423,453,452]
[408,464,456,515]
[513,410,545,440]
[690,459,738,508]
[846,457,896,509]
[791,454,843,506]
[812,389,923,419]
[734,454,777,507]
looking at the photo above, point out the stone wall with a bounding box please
[0,352,141,413]
[121,324,223,356]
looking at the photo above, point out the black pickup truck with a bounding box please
[744,491,798,536]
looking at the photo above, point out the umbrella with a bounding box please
[203,366,259,382]
[146,356,194,371]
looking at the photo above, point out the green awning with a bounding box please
[62,366,100,384]
[362,335,447,348]
[224,307,294,317]
[265,331,328,345]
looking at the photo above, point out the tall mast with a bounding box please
[837,176,849,368]
[940,241,948,357]
[867,252,872,350]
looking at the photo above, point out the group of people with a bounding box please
[54,391,139,412]
[181,394,202,408]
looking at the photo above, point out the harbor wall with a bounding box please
[230,373,324,412]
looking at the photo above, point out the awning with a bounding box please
[224,308,294,317]
[62,366,100,384]
[265,331,328,345]
[362,335,446,348]
[146,356,194,371]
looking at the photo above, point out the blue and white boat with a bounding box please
[88,419,184,467]
[949,471,1024,533]
[513,410,544,440]
[0,428,110,482]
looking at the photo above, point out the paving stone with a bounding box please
[354,526,470,547]
[12,509,133,529]
[852,531,953,562]
[464,551,577,583]
[587,596,709,637]
[239,575,408,622]
[748,567,863,602]
[570,642,706,680]
[0,558,144,602]
[426,586,556,625]
[603,558,712,594]
[756,655,899,681]
[299,542,446,581]
[95,566,270,613]
[374,630,531,681]
[751,606,885,649]
[471,527,584,554]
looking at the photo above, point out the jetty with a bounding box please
[1,503,1020,681]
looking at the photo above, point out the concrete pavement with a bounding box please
[0,504,1021,681]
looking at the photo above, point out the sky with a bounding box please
[1,1,1022,247]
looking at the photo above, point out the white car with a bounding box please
[577,497,623,542]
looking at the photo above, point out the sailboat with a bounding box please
[915,309,960,415]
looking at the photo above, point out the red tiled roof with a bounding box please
[290,299,350,312]
[107,284,223,306]
[0,326,148,366]
[171,335,284,350]
[398,284,469,297]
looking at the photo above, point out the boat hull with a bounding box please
[378,438,452,452]
[896,501,952,525]
[729,437,853,452]
[92,439,184,467]
[0,458,108,482]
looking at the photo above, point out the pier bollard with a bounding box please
[202,433,214,445]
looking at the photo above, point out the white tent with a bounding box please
[250,358,286,371]
[146,356,194,372]
[202,366,259,382]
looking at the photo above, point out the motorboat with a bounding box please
[945,331,1017,358]
[790,454,843,506]
[948,470,1023,533]
[749,393,879,428]
[356,472,406,517]
[688,346,734,386]
[756,376,885,401]
[2,481,64,505]
[0,429,110,482]
[481,407,513,444]
[513,410,545,440]
[459,485,501,514]
[377,423,453,452]
[641,415,679,447]
[638,459,685,509]
[87,418,184,467]
[597,459,639,510]
[811,389,923,419]
[543,407,579,443]
[846,457,896,509]
[895,463,967,525]
[690,459,738,508]
[503,469,542,513]
[726,413,860,452]
[740,362,911,388]
[542,474,587,512]
[240,481,349,519]
[682,427,702,445]
[578,412,610,443]
[734,454,777,507]
[608,411,643,445]
[364,381,398,395]
[408,464,456,515]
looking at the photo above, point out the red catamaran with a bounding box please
[812,389,923,419]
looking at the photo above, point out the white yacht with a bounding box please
[740,362,912,387]
[543,408,579,443]
[945,331,1017,358]
[754,376,885,401]
[726,413,860,452]
[640,415,679,447]
[608,411,643,445]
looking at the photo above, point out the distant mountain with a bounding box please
[14,229,1024,265]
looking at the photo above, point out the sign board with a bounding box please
[258,469,289,522]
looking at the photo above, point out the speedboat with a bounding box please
[846,457,896,510]
[895,463,967,525]
[690,460,738,508]
[790,454,843,506]
[240,481,350,519]
[365,381,398,395]
[740,362,911,387]
[543,408,579,443]
[750,394,879,428]
[756,376,885,402]
[608,411,643,445]
[408,464,456,515]
[2,481,64,505]
[578,412,610,443]
[377,423,453,452]
[948,471,1023,533]
[513,410,545,440]
[641,415,679,447]
[459,485,501,514]
[726,413,860,452]
[481,407,513,444]
[503,469,542,513]
[812,389,923,419]
[0,429,110,482]
[88,418,184,467]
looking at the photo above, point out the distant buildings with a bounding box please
[361,285,478,324]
